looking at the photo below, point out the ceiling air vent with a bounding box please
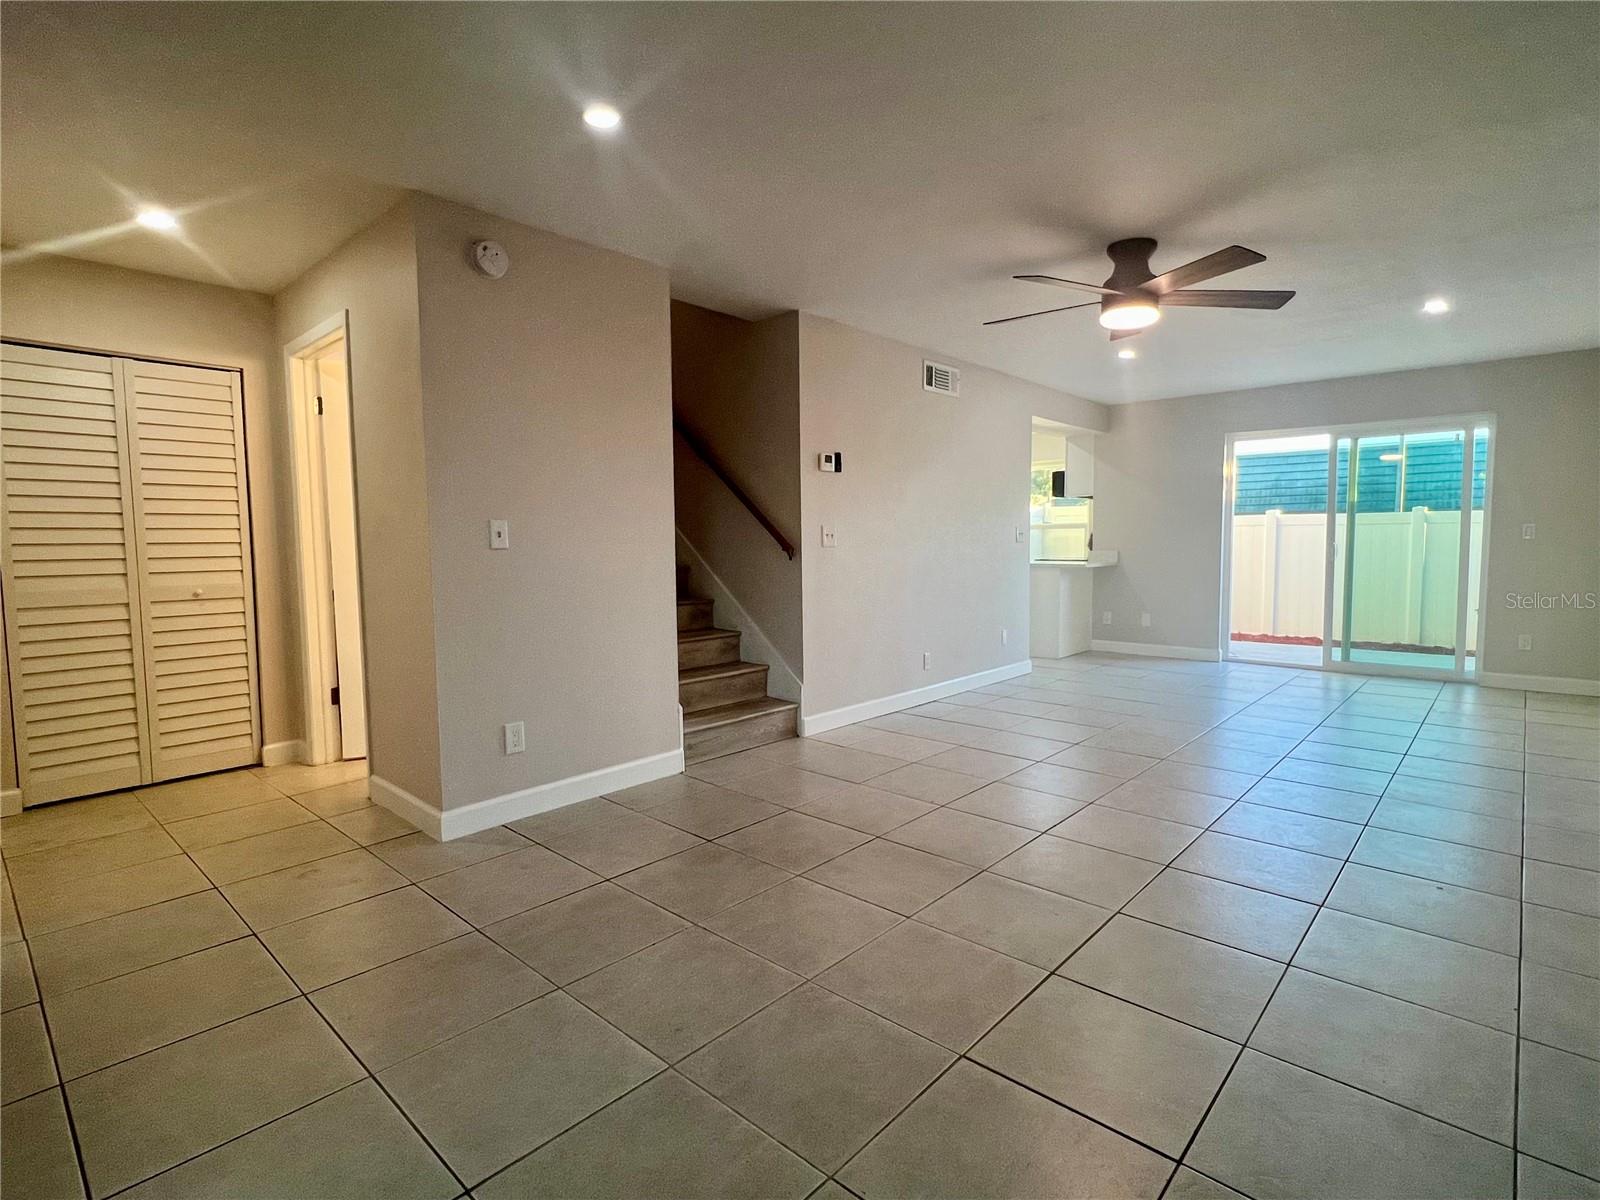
[923,360,960,396]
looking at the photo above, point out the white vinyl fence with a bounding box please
[1231,510,1482,651]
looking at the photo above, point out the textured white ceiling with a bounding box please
[3,2,1595,402]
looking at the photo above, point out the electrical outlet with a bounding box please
[1522,523,1536,540]
[1518,634,1533,651]
[1016,527,1026,543]
[820,525,837,548]
[923,651,932,671]
[488,519,510,549]
[1102,611,1112,626]
[503,721,526,754]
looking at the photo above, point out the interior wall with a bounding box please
[1092,348,1600,684]
[797,314,1107,720]
[409,194,680,811]
[670,301,803,673]
[0,255,301,756]
[273,200,443,803]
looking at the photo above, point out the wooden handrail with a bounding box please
[673,413,796,560]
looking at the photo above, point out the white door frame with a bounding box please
[283,313,369,765]
[1221,414,1496,683]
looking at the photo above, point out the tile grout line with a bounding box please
[1135,677,1381,1196]
[30,771,471,1200]
[494,665,1314,1194]
[10,671,1586,1196]
[1512,687,1528,1200]
[165,843,472,1200]
[1157,673,1447,1186]
[833,665,1334,1197]
[16,922,95,1200]
[145,825,467,1200]
[835,664,1328,1199]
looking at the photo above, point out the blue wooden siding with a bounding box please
[1236,432,1487,515]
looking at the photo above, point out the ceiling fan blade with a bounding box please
[1109,327,1143,342]
[1161,289,1295,309]
[1015,274,1118,296]
[982,301,1097,327]
[1143,245,1266,295]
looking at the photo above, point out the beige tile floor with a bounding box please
[2,656,1598,1199]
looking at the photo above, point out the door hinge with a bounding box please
[316,394,324,416]
[330,685,340,707]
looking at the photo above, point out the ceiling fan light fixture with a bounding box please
[1098,299,1160,330]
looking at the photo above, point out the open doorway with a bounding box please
[285,316,368,762]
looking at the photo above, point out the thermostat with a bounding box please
[470,240,510,279]
[818,451,843,473]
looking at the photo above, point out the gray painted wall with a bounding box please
[1092,349,1600,685]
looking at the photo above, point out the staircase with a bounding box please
[677,568,797,763]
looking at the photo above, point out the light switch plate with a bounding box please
[1522,523,1536,540]
[489,519,510,549]
[1518,634,1533,651]
[820,526,837,548]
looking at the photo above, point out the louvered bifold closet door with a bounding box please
[123,359,260,781]
[1,345,152,802]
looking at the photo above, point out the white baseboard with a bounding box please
[1477,671,1600,696]
[1090,639,1222,662]
[373,746,687,842]
[260,740,307,767]
[798,661,1033,737]
[675,530,802,703]
[369,774,443,839]
[1,789,21,817]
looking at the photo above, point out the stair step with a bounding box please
[677,626,738,643]
[682,695,798,732]
[679,660,768,713]
[677,627,742,670]
[676,597,713,632]
[684,697,798,764]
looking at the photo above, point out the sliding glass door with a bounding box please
[1224,417,1492,680]
[1326,423,1489,676]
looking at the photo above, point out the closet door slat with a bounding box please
[123,359,260,781]
[2,344,153,802]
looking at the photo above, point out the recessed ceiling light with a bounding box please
[582,102,622,132]
[1117,348,1137,360]
[1421,297,1451,315]
[135,207,179,232]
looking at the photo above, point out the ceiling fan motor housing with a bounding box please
[1104,237,1159,287]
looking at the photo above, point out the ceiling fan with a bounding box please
[986,238,1294,341]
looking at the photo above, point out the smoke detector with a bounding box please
[470,240,510,279]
